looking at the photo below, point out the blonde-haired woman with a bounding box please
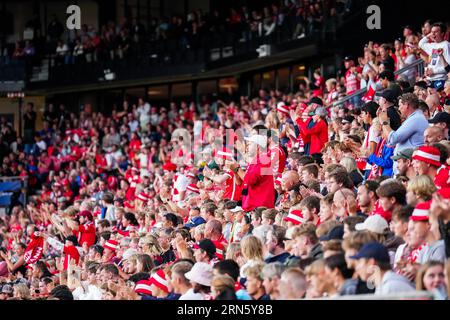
[240,235,264,278]
[264,109,280,131]
[415,261,447,299]
[13,283,31,300]
[138,235,163,265]
[406,175,437,207]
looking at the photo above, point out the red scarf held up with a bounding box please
[24,232,44,265]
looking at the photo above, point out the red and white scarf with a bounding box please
[24,232,44,265]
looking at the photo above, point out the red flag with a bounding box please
[24,232,44,265]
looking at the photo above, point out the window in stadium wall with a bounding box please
[172,83,192,103]
[252,74,262,93]
[125,87,146,105]
[197,80,217,97]
[292,64,307,89]
[261,71,275,91]
[277,67,290,92]
[218,78,238,94]
[147,85,169,102]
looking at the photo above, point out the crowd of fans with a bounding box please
[1,0,348,69]
[1,17,450,301]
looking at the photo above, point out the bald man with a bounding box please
[281,170,300,192]
[278,268,308,300]
[425,93,441,117]
[333,188,358,219]
[424,126,445,145]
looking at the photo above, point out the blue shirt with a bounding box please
[387,110,428,154]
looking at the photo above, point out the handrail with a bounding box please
[332,58,425,107]
[0,176,28,206]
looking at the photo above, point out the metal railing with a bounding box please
[0,175,29,208]
[332,58,425,108]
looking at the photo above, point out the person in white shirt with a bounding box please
[71,263,103,300]
[419,22,450,85]
[137,98,151,130]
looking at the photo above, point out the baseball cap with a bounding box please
[230,206,244,213]
[355,215,389,234]
[319,225,344,241]
[244,135,267,149]
[192,239,216,257]
[350,242,390,263]
[185,216,206,229]
[1,284,12,294]
[391,148,414,161]
[379,89,398,103]
[431,80,445,91]
[185,262,213,287]
[315,107,327,117]
[428,112,450,127]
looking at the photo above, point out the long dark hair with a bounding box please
[35,260,53,279]
[124,212,139,226]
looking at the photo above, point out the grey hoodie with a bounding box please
[375,271,415,296]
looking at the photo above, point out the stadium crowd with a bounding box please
[2,0,344,68]
[1,18,450,300]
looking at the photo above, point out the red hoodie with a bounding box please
[242,153,275,212]
[296,118,328,155]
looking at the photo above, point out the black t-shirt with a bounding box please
[23,111,36,130]
[381,56,395,71]
[387,105,401,131]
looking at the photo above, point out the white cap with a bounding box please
[244,135,267,149]
[230,206,244,213]
[355,215,388,234]
[184,262,213,287]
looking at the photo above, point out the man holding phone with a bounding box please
[419,22,450,90]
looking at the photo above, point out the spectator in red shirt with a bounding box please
[231,134,275,212]
[293,107,329,157]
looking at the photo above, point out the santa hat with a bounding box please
[284,210,306,225]
[149,269,169,293]
[276,102,290,115]
[134,279,153,296]
[411,201,431,221]
[216,147,234,161]
[137,192,149,202]
[187,184,200,194]
[412,146,441,167]
[104,239,119,251]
